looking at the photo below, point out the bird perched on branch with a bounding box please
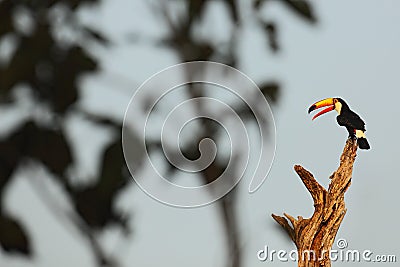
[308,97,370,150]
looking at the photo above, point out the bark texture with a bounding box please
[272,138,358,267]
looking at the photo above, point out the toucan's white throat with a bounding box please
[334,102,342,115]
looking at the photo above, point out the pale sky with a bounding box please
[1,0,400,267]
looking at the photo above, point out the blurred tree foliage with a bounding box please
[0,0,127,265]
[0,0,316,267]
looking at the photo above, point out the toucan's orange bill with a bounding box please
[308,98,335,120]
[312,106,334,120]
[312,98,334,109]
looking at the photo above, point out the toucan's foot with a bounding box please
[348,135,356,140]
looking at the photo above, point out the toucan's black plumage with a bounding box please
[308,97,370,150]
[335,99,364,134]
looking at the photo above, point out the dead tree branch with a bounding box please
[272,138,358,267]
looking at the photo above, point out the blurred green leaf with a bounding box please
[0,214,31,256]
[0,0,14,37]
[259,81,280,103]
[262,21,279,52]
[282,0,316,23]
[2,21,98,113]
[0,122,27,194]
[187,0,207,25]
[28,125,72,178]
[73,138,130,230]
[253,0,264,9]
[61,0,100,10]
[83,26,111,46]
[0,121,72,182]
[98,139,128,192]
[224,0,239,23]
[48,46,98,113]
[0,23,52,97]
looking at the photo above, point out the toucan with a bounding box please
[308,97,370,150]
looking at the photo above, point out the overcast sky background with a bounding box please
[2,0,400,267]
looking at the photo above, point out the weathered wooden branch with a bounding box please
[272,138,358,267]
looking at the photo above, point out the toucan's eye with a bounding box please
[334,99,337,103]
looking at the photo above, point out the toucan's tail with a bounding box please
[357,137,370,150]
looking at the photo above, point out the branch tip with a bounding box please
[271,214,296,243]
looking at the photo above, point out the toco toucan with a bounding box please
[308,97,370,150]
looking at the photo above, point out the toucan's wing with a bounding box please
[337,112,366,131]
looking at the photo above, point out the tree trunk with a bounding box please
[272,138,358,267]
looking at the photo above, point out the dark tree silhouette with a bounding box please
[132,2,316,267]
[0,0,317,266]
